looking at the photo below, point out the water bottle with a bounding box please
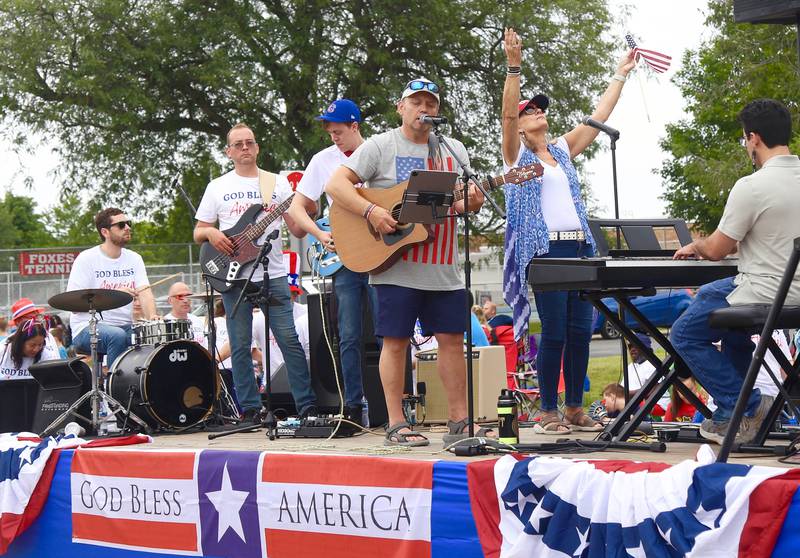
[98,406,108,436]
[497,389,519,445]
[361,397,370,428]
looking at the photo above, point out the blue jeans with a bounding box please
[333,267,379,407]
[221,277,317,414]
[530,241,594,411]
[670,277,761,422]
[73,324,132,369]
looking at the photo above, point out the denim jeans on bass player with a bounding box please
[221,277,316,414]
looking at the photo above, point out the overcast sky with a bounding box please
[584,0,712,218]
[0,1,712,218]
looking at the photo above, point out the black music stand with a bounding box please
[399,169,458,224]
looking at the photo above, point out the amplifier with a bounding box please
[28,358,92,434]
[415,345,506,423]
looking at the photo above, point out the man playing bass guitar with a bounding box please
[287,99,378,426]
[326,78,491,446]
[194,122,318,424]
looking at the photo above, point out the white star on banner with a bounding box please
[626,541,646,558]
[206,463,249,543]
[510,489,538,515]
[18,447,34,466]
[528,507,554,533]
[695,501,721,529]
[573,525,590,557]
[657,524,675,548]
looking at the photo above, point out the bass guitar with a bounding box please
[307,217,343,277]
[199,195,294,292]
[329,163,544,274]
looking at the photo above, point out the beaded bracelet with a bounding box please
[363,203,376,219]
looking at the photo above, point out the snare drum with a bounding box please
[133,319,193,344]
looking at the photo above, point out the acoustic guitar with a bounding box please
[329,163,544,274]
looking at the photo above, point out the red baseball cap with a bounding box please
[11,298,45,325]
[518,94,550,115]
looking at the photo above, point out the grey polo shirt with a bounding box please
[718,154,800,305]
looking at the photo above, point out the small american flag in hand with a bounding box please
[626,33,671,73]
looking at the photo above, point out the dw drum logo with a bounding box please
[169,349,189,363]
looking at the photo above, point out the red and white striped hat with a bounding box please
[11,297,45,325]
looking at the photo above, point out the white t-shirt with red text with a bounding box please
[67,246,150,335]
[195,170,293,282]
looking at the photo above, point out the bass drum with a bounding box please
[108,340,219,429]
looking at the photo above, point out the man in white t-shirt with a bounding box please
[287,98,378,424]
[194,122,317,423]
[68,207,156,369]
[163,281,206,347]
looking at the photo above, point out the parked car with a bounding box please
[592,289,693,339]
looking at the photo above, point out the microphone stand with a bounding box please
[209,229,281,440]
[430,122,504,438]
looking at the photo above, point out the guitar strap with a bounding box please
[427,133,444,171]
[258,169,278,205]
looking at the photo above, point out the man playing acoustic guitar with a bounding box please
[326,78,490,446]
[287,99,378,426]
[194,123,317,425]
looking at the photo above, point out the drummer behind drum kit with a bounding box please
[42,288,221,436]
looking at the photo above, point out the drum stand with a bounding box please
[42,305,150,436]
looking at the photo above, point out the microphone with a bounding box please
[582,117,620,139]
[419,115,448,125]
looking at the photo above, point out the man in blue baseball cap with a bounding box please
[288,98,377,425]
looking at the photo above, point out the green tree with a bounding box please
[45,193,102,247]
[0,192,55,248]
[0,0,617,240]
[660,0,800,234]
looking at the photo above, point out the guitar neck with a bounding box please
[244,194,294,241]
[450,173,507,203]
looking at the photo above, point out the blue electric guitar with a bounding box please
[308,217,343,277]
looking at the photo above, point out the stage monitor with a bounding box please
[734,1,800,24]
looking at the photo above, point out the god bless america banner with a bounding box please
[3,447,799,556]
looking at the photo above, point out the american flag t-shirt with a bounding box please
[395,156,457,266]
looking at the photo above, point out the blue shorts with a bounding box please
[374,285,467,338]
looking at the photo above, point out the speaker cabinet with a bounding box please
[306,281,404,426]
[734,1,800,24]
[415,345,507,423]
[28,358,92,434]
[0,378,39,432]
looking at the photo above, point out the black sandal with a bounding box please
[442,418,495,445]
[384,422,430,447]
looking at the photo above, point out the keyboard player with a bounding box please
[670,98,800,445]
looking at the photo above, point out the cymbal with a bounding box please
[49,288,134,312]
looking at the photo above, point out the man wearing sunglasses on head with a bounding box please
[194,122,317,426]
[68,207,156,369]
[326,77,487,447]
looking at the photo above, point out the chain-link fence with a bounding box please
[0,241,517,318]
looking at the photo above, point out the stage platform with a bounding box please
[3,426,800,557]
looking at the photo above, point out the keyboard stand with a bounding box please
[584,289,712,442]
